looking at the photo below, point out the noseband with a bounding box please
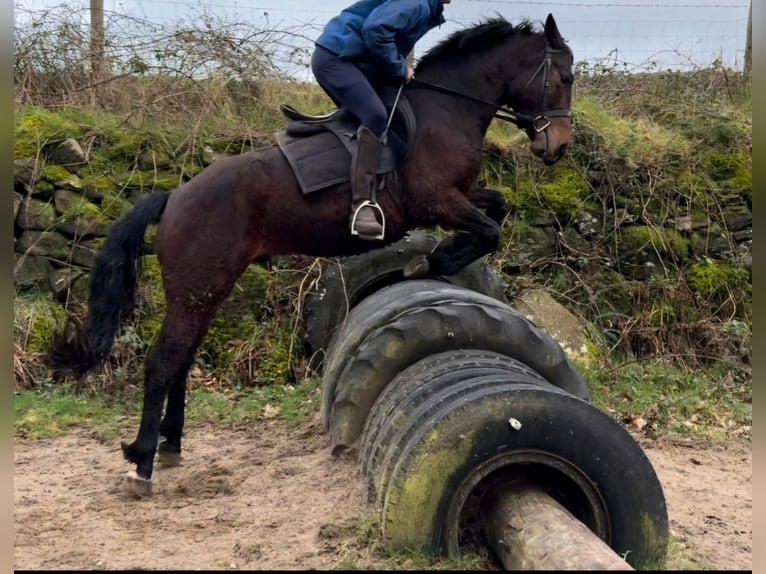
[409,43,572,140]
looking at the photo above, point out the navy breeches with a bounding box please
[311,45,388,138]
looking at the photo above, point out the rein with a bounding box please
[408,45,571,134]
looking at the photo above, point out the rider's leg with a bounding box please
[310,45,386,239]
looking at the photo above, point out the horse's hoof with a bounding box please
[157,447,182,468]
[403,255,430,278]
[125,471,153,497]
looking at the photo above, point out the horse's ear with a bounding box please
[544,13,564,49]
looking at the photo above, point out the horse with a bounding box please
[47,14,574,496]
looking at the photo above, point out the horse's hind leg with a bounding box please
[121,268,245,495]
[156,363,193,468]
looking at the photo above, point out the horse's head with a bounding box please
[506,14,574,166]
[412,16,574,165]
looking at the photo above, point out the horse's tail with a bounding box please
[47,191,172,379]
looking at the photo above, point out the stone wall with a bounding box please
[13,121,752,346]
[14,138,110,305]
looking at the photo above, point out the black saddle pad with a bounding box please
[275,88,416,195]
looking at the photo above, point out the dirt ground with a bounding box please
[14,416,752,571]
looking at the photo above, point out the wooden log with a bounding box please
[480,481,634,571]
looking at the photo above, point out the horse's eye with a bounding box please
[561,74,573,85]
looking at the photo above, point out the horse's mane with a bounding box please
[416,17,539,70]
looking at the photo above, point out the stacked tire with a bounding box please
[302,230,508,370]
[305,236,669,568]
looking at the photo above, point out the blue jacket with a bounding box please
[316,0,445,81]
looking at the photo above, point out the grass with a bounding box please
[14,387,135,441]
[13,377,322,442]
[186,378,322,428]
[319,516,496,571]
[662,537,715,571]
[583,359,752,441]
[16,357,750,444]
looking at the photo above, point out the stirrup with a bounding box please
[350,200,386,241]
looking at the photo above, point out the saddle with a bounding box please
[275,87,417,195]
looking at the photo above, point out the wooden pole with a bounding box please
[481,481,634,571]
[90,0,105,79]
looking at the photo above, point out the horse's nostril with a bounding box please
[559,143,568,157]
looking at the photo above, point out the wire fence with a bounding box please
[15,0,749,77]
[13,0,750,111]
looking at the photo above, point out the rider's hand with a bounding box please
[406,66,415,83]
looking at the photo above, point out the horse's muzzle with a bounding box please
[535,142,566,166]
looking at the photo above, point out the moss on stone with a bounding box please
[700,150,751,191]
[240,327,294,386]
[620,226,688,259]
[103,125,187,169]
[194,265,299,385]
[497,185,522,210]
[686,259,750,299]
[14,140,38,158]
[573,98,691,168]
[103,130,148,162]
[499,220,558,265]
[485,121,528,155]
[12,83,752,378]
[644,279,702,324]
[14,291,68,354]
[538,167,589,218]
[57,196,101,220]
[676,108,749,151]
[55,196,111,237]
[34,180,55,195]
[116,170,181,191]
[676,168,708,193]
[14,253,54,289]
[81,174,114,196]
[597,271,638,318]
[14,107,82,156]
[41,164,72,183]
[82,155,126,177]
[101,195,134,220]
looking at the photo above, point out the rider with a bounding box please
[312,0,450,240]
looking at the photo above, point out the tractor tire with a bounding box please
[320,280,514,432]
[359,349,547,500]
[375,373,668,568]
[327,300,591,451]
[303,230,507,366]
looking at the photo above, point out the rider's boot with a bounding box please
[349,125,385,240]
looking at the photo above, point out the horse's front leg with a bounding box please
[465,187,509,225]
[404,196,501,277]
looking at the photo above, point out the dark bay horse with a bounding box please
[48,15,574,495]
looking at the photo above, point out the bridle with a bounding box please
[409,43,572,140]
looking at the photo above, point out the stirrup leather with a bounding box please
[350,200,386,240]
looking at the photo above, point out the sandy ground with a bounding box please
[14,417,752,571]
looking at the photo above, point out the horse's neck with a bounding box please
[408,63,504,143]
